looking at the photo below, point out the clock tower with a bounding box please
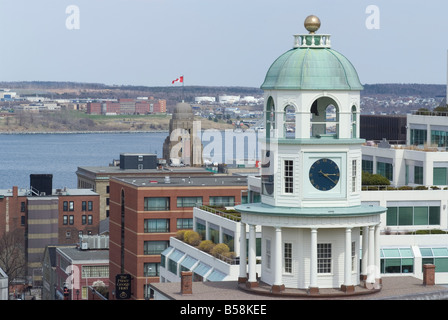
[236,16,386,295]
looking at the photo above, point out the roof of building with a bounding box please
[57,246,109,262]
[149,276,448,300]
[0,188,98,197]
[261,17,362,91]
[261,47,363,91]
[76,165,212,177]
[113,175,248,188]
[235,203,386,217]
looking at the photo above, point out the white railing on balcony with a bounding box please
[294,34,331,48]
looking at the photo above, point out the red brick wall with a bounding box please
[0,186,27,238]
[108,178,246,299]
[58,194,100,244]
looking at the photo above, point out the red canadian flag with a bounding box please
[172,76,184,84]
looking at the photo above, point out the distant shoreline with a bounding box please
[0,130,169,135]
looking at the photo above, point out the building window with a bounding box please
[352,160,357,192]
[63,201,68,211]
[414,166,423,185]
[63,215,68,225]
[177,218,193,230]
[144,263,160,277]
[381,248,414,274]
[177,197,203,208]
[144,241,169,255]
[284,242,292,273]
[410,128,427,145]
[82,201,87,211]
[317,243,332,274]
[431,130,448,148]
[82,215,87,225]
[69,201,74,211]
[69,215,74,225]
[209,224,219,243]
[144,219,170,233]
[209,196,235,206]
[168,259,178,275]
[196,219,206,240]
[386,206,440,226]
[223,229,235,252]
[82,265,109,278]
[284,160,294,194]
[377,161,393,181]
[420,247,448,273]
[362,159,373,174]
[144,197,170,211]
[88,201,93,211]
[88,215,93,225]
[433,167,448,185]
[20,202,26,212]
[266,239,271,269]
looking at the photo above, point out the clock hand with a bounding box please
[319,170,337,184]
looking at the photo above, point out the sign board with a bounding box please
[115,274,132,299]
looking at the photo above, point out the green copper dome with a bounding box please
[261,47,363,91]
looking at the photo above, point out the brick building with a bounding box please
[76,153,213,221]
[107,175,249,300]
[0,186,27,239]
[53,243,109,300]
[86,99,167,115]
[0,180,100,287]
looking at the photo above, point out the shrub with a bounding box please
[414,186,428,190]
[198,240,215,253]
[184,230,201,246]
[175,230,186,240]
[222,251,236,260]
[362,171,390,186]
[210,243,230,258]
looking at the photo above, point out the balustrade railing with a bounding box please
[294,34,331,48]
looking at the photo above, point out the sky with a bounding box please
[0,0,447,88]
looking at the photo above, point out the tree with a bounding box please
[0,229,26,288]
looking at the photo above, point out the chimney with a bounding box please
[423,264,435,286]
[181,271,193,295]
[12,186,18,198]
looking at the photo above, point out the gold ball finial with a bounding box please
[304,15,321,34]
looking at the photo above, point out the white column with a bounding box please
[310,228,318,289]
[219,226,223,244]
[367,225,375,284]
[344,228,352,287]
[274,227,282,286]
[239,223,247,280]
[248,224,257,283]
[375,224,381,282]
[361,226,368,278]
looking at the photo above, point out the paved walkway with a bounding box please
[150,276,448,300]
